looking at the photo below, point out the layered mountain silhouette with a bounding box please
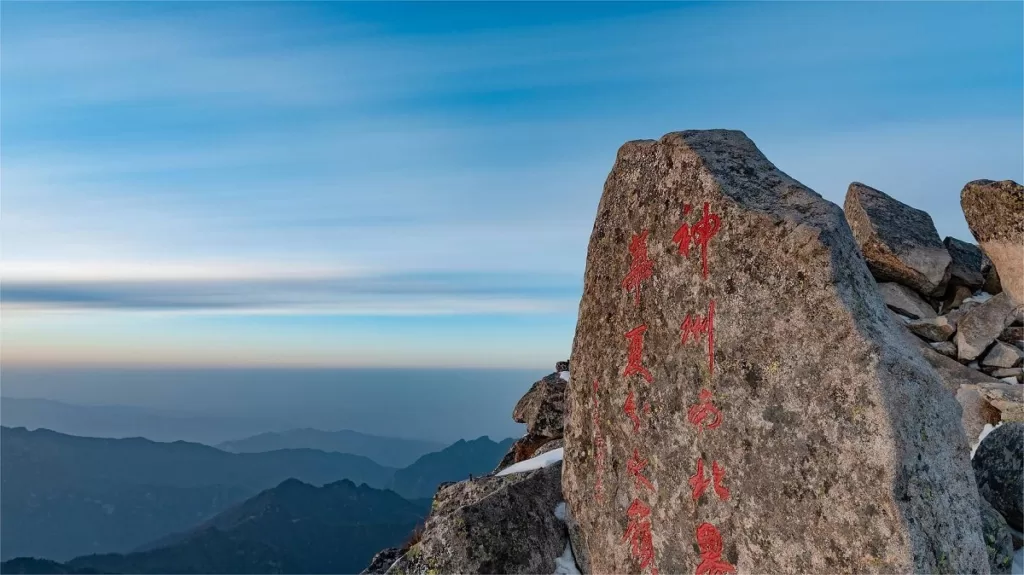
[2,478,430,574]
[390,436,515,499]
[1,426,395,561]
[218,428,444,468]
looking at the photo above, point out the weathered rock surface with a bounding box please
[495,433,554,473]
[975,383,1024,423]
[535,438,564,456]
[845,182,951,296]
[961,180,1024,305]
[957,386,1003,449]
[979,496,1016,575]
[362,548,404,574]
[984,265,1003,296]
[945,237,987,291]
[877,282,937,320]
[563,500,590,575]
[556,360,571,373]
[564,130,987,574]
[930,341,958,358]
[972,422,1024,532]
[513,373,566,438]
[906,316,955,342]
[386,464,567,575]
[981,341,1024,369]
[942,284,974,314]
[956,293,1020,361]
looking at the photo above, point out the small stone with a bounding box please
[972,422,1024,531]
[906,316,956,342]
[961,179,1024,305]
[944,236,987,290]
[979,496,1015,574]
[956,293,1020,361]
[877,282,937,319]
[1000,377,1018,384]
[512,373,566,438]
[845,182,951,296]
[999,326,1024,346]
[981,341,1024,369]
[976,382,1024,423]
[990,368,1024,379]
[555,360,570,372]
[930,341,958,358]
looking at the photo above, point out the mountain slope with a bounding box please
[390,436,515,499]
[56,479,428,574]
[1,426,395,562]
[218,428,444,468]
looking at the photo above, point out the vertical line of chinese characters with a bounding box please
[676,201,735,575]
[620,229,658,575]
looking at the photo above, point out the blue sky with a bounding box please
[2,1,1022,368]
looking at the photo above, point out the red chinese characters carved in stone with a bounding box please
[622,498,658,575]
[673,202,721,280]
[627,449,655,492]
[687,389,723,432]
[622,230,654,306]
[623,324,653,383]
[592,379,606,501]
[688,458,730,501]
[694,522,736,575]
[681,299,715,376]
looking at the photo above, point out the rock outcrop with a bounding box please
[513,372,567,439]
[844,182,951,296]
[386,464,567,575]
[945,236,987,291]
[961,180,1024,305]
[877,282,936,320]
[956,293,1019,362]
[972,422,1024,532]
[563,130,987,574]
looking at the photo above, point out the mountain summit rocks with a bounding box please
[844,182,952,296]
[961,179,1024,306]
[563,130,987,574]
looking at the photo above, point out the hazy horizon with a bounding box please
[0,366,535,443]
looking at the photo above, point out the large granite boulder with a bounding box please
[386,464,567,574]
[945,237,987,291]
[844,182,951,296]
[956,293,1020,361]
[961,180,1024,305]
[563,130,987,574]
[513,373,567,438]
[979,496,1015,575]
[972,422,1024,532]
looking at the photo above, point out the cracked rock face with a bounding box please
[844,182,951,296]
[961,180,1024,306]
[563,130,986,575]
[386,465,567,575]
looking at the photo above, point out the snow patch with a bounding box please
[553,542,581,575]
[559,370,570,382]
[1013,547,1023,575]
[554,501,567,521]
[971,422,1002,459]
[496,447,564,476]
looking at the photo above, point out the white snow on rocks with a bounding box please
[559,371,570,382]
[1013,547,1024,575]
[971,422,1002,459]
[554,501,566,521]
[496,447,564,477]
[553,543,581,575]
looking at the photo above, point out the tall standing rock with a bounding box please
[563,130,987,575]
[844,182,951,296]
[961,180,1024,305]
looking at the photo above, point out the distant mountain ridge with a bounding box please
[2,478,429,574]
[1,397,292,446]
[218,428,444,468]
[391,436,515,499]
[1,426,395,562]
